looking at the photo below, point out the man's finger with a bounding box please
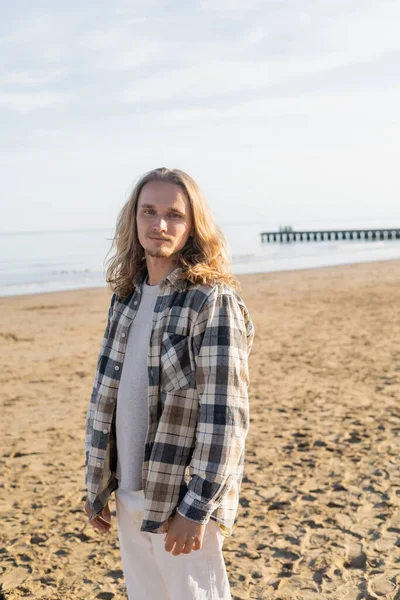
[171,540,186,556]
[164,533,176,553]
[90,510,110,524]
[90,515,111,532]
[89,519,103,531]
[101,511,111,524]
[96,517,110,528]
[181,540,194,554]
[192,537,201,551]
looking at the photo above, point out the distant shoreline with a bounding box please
[1,255,399,301]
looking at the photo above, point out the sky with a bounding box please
[1,0,400,233]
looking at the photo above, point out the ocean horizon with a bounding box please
[2,220,400,297]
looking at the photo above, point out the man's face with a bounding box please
[136,180,194,260]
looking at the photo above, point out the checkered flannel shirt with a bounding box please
[85,265,254,537]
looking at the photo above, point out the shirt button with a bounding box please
[133,301,138,306]
[96,461,102,467]
[121,332,126,338]
[114,365,119,371]
[103,429,108,434]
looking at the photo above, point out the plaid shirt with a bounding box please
[85,265,254,537]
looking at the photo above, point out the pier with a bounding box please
[260,228,400,243]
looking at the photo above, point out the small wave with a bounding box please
[232,254,257,263]
[232,253,275,264]
[51,267,103,275]
[338,241,386,251]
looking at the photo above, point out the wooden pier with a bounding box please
[260,228,400,243]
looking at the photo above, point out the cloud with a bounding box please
[322,2,400,58]
[83,36,169,70]
[155,87,400,124]
[107,2,400,107]
[0,69,67,86]
[244,26,265,45]
[1,13,57,46]
[200,0,276,11]
[116,42,395,107]
[0,91,71,113]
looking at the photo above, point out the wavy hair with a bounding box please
[105,167,240,298]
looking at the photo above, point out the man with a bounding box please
[84,167,254,599]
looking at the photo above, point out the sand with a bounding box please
[0,259,399,600]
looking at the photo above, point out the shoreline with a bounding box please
[1,255,400,302]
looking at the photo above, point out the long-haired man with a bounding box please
[84,167,254,599]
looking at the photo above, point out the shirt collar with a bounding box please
[133,263,188,292]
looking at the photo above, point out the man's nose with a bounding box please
[153,216,167,231]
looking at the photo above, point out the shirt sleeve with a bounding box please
[176,289,254,524]
[85,293,116,478]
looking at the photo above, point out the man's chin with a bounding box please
[146,249,171,259]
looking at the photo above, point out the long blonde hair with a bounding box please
[105,167,240,298]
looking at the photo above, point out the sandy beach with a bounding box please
[1,259,399,600]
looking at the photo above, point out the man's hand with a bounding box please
[84,497,111,534]
[164,512,206,556]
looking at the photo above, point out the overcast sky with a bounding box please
[1,0,399,233]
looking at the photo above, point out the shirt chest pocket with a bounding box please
[160,331,194,392]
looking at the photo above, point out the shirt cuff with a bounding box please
[176,490,217,525]
[176,507,210,525]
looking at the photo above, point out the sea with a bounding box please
[1,218,400,297]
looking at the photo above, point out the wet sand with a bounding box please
[1,259,399,600]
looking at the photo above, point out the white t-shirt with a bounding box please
[115,278,159,490]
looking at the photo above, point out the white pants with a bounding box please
[115,487,232,600]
